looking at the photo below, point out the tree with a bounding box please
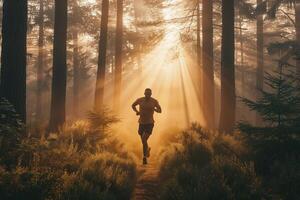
[239,61,300,135]
[196,0,202,67]
[72,27,80,117]
[36,0,45,124]
[69,0,81,117]
[267,0,299,72]
[239,45,300,197]
[114,0,123,111]
[239,14,245,96]
[0,0,28,122]
[196,0,202,107]
[95,0,109,111]
[256,0,264,125]
[202,0,215,129]
[133,0,143,72]
[296,2,300,70]
[219,0,236,133]
[49,0,68,132]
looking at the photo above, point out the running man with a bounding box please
[132,88,162,165]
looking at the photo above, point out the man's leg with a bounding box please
[141,132,151,158]
[139,124,154,164]
[138,124,148,163]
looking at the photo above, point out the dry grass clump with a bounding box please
[0,106,137,200]
[158,124,263,200]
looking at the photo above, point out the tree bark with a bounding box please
[202,0,215,129]
[296,1,300,71]
[256,0,264,126]
[197,0,202,69]
[0,0,27,122]
[95,0,109,111]
[219,0,235,133]
[196,0,203,106]
[73,29,80,117]
[49,0,68,132]
[114,0,123,111]
[239,15,245,97]
[133,0,142,72]
[36,0,44,124]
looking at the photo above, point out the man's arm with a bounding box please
[154,100,162,113]
[132,99,140,115]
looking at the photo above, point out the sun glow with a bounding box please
[100,1,204,154]
[81,0,96,4]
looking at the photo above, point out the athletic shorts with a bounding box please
[138,123,154,135]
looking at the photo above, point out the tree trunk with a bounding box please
[49,0,68,132]
[202,0,215,129]
[0,0,27,122]
[239,15,244,93]
[197,0,202,69]
[114,0,123,111]
[95,0,109,111]
[256,0,264,126]
[36,0,44,124]
[219,0,235,133]
[133,0,142,72]
[296,1,300,71]
[196,0,203,106]
[73,29,79,117]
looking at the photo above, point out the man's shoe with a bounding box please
[143,157,147,165]
[146,147,151,158]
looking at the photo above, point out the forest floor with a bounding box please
[132,158,160,200]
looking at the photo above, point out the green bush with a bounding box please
[62,153,136,200]
[0,166,63,200]
[0,108,137,200]
[267,157,300,199]
[161,157,261,200]
[158,125,263,200]
[0,98,25,168]
[238,56,300,199]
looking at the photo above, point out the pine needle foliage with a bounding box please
[87,108,119,132]
[239,61,300,138]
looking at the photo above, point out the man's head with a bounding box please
[144,88,152,99]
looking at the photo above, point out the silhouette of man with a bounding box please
[132,88,162,164]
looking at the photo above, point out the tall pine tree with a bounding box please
[36,0,45,124]
[239,46,300,137]
[219,0,236,133]
[95,0,109,111]
[202,0,215,129]
[0,0,28,122]
[114,0,123,112]
[49,0,68,132]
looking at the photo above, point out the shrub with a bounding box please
[62,153,136,200]
[268,157,300,199]
[0,98,25,168]
[158,125,263,200]
[0,107,137,200]
[0,166,63,200]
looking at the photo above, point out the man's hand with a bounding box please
[132,99,140,115]
[154,101,162,113]
[154,108,161,113]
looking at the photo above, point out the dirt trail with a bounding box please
[132,159,160,200]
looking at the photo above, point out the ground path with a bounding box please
[132,159,160,200]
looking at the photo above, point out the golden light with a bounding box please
[81,0,96,4]
[101,0,205,154]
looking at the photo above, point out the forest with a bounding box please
[0,0,299,199]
